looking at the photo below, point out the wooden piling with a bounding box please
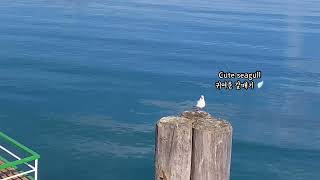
[155,111,233,180]
[185,112,232,180]
[155,116,194,180]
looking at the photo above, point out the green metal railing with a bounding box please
[0,132,40,180]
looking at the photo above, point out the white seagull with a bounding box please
[195,95,206,111]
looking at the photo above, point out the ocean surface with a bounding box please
[0,0,319,179]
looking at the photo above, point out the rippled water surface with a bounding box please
[0,0,319,179]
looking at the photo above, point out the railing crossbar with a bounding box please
[0,145,35,169]
[0,169,35,180]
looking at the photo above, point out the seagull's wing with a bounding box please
[196,99,201,107]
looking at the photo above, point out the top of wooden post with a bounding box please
[157,110,232,135]
[181,111,214,121]
[157,116,192,126]
[181,111,232,132]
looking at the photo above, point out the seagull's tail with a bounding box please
[192,106,200,111]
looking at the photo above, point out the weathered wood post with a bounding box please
[183,111,233,180]
[155,111,233,180]
[155,116,194,180]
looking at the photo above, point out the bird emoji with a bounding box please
[257,81,264,89]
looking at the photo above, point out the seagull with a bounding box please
[195,95,206,111]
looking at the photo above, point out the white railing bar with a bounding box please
[0,169,35,180]
[0,145,35,169]
[34,159,38,180]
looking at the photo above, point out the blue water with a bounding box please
[1,0,320,179]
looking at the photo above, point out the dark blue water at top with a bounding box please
[0,0,319,179]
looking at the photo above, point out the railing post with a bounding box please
[35,159,39,180]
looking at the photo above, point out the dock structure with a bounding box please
[155,111,233,180]
[0,132,40,180]
[0,161,29,180]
